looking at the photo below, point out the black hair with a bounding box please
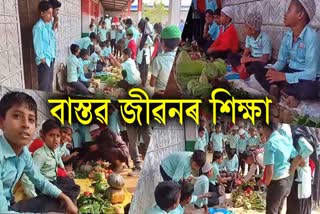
[102,21,106,24]
[191,150,206,168]
[42,119,61,135]
[261,121,280,131]
[198,127,205,133]
[70,44,80,55]
[145,17,150,22]
[49,0,61,9]
[213,8,221,16]
[163,38,180,51]
[80,49,89,58]
[154,181,181,211]
[0,92,37,120]
[154,23,163,34]
[126,18,133,26]
[179,180,194,202]
[242,151,253,161]
[126,31,133,36]
[39,1,53,12]
[124,203,131,214]
[212,151,223,162]
[205,9,214,16]
[99,41,106,48]
[292,0,310,23]
[89,24,94,28]
[123,48,132,57]
[89,32,97,39]
[138,19,146,31]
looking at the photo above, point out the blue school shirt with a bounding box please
[247,136,259,147]
[88,52,100,71]
[78,59,90,82]
[194,175,209,208]
[228,134,239,149]
[194,136,207,152]
[169,196,197,214]
[273,25,320,84]
[222,154,239,172]
[238,138,247,153]
[99,28,109,42]
[108,110,120,135]
[129,26,139,44]
[75,37,93,50]
[210,132,224,152]
[33,19,55,67]
[208,22,220,41]
[160,152,193,182]
[66,54,80,83]
[116,30,125,42]
[264,131,298,180]
[146,204,169,214]
[206,0,217,11]
[0,135,62,212]
[102,47,112,57]
[121,58,141,85]
[209,162,220,185]
[245,32,272,58]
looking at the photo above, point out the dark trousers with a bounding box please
[197,38,213,52]
[11,177,80,213]
[160,165,172,181]
[68,80,91,95]
[286,180,312,214]
[138,54,148,86]
[111,39,116,53]
[193,13,205,42]
[209,50,230,60]
[38,59,55,92]
[238,152,246,173]
[208,183,220,207]
[266,176,293,214]
[228,53,267,75]
[255,66,318,100]
[182,7,193,42]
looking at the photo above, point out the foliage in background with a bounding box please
[143,0,169,24]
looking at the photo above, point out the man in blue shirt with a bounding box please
[262,122,298,214]
[33,1,56,92]
[255,0,319,108]
[0,91,77,213]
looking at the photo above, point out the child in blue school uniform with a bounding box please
[210,122,225,155]
[146,181,181,214]
[255,0,320,108]
[98,21,108,43]
[238,128,248,173]
[88,45,107,73]
[66,44,91,95]
[33,1,55,92]
[160,150,206,183]
[78,49,92,88]
[199,117,210,145]
[261,122,299,214]
[75,32,97,54]
[210,152,230,197]
[108,48,141,90]
[150,25,181,98]
[194,127,208,152]
[101,41,112,58]
[220,149,239,193]
[110,23,117,54]
[228,11,272,80]
[0,92,78,213]
[247,127,260,151]
[227,125,239,154]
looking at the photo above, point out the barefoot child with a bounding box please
[0,92,77,213]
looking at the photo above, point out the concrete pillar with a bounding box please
[137,0,142,21]
[168,0,181,26]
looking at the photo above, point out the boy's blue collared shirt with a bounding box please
[245,32,272,58]
[208,22,220,41]
[33,19,55,67]
[66,54,80,83]
[273,25,320,84]
[76,37,93,50]
[78,59,90,82]
[206,0,217,11]
[0,135,61,212]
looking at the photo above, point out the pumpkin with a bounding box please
[107,173,125,190]
[105,188,125,204]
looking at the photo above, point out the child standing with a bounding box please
[207,6,239,59]
[199,117,210,145]
[75,32,97,53]
[229,11,271,79]
[0,92,77,213]
[194,127,207,152]
[238,128,248,173]
[160,151,206,182]
[98,21,108,43]
[150,25,181,97]
[110,23,117,54]
[126,29,137,60]
[33,1,55,92]
[116,25,126,57]
[255,0,319,107]
[66,44,91,95]
[89,24,95,35]
[108,49,141,90]
[146,181,181,214]
[227,125,239,154]
[247,127,260,151]
[210,122,225,154]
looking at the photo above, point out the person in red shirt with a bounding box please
[207,6,239,59]
[151,22,163,61]
[126,29,137,60]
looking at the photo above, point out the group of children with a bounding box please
[66,15,182,97]
[146,118,318,214]
[183,0,320,108]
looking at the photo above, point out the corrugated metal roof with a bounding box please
[101,0,131,11]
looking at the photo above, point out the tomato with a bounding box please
[84,191,92,197]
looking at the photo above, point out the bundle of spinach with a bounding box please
[77,192,116,214]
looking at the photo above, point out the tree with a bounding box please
[143,0,169,24]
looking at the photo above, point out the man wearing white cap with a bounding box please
[207,6,239,59]
[256,0,320,108]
